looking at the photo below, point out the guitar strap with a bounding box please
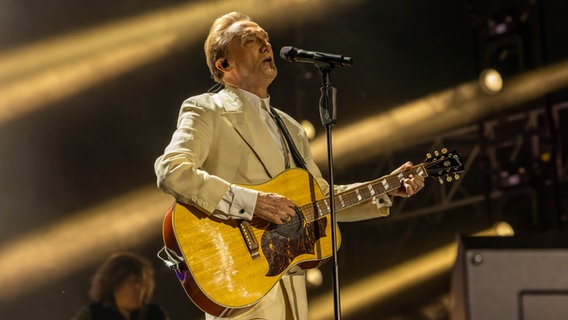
[269,107,308,170]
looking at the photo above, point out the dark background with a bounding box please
[1,0,567,319]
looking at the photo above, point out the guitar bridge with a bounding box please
[238,220,260,259]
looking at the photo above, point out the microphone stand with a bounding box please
[317,63,341,320]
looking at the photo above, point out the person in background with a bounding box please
[71,252,169,320]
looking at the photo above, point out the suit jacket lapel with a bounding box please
[217,88,286,178]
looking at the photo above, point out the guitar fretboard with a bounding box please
[299,164,427,222]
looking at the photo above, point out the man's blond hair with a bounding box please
[204,12,251,83]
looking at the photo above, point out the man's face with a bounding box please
[223,21,277,93]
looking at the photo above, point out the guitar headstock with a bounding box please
[423,148,465,184]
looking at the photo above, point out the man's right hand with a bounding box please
[253,192,296,224]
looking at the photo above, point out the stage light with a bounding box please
[306,267,324,288]
[301,119,316,140]
[0,187,172,303]
[310,58,568,168]
[494,221,515,236]
[479,68,503,94]
[0,0,367,125]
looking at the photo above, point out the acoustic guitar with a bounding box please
[160,149,464,317]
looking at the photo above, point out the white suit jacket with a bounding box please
[155,86,390,222]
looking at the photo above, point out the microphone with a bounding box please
[280,46,353,67]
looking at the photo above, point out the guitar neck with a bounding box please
[300,164,428,222]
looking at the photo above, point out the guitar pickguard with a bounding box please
[261,215,328,276]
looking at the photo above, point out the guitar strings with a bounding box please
[290,154,461,229]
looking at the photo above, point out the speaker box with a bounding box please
[450,235,568,320]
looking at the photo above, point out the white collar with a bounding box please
[232,87,271,112]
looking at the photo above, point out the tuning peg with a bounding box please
[434,150,440,157]
[442,148,448,154]
[454,173,460,180]
[446,175,453,182]
[438,177,444,184]
[426,153,432,159]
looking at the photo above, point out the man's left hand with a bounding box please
[387,161,425,198]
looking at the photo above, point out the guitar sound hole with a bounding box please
[274,209,304,238]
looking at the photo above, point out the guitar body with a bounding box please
[162,168,341,317]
